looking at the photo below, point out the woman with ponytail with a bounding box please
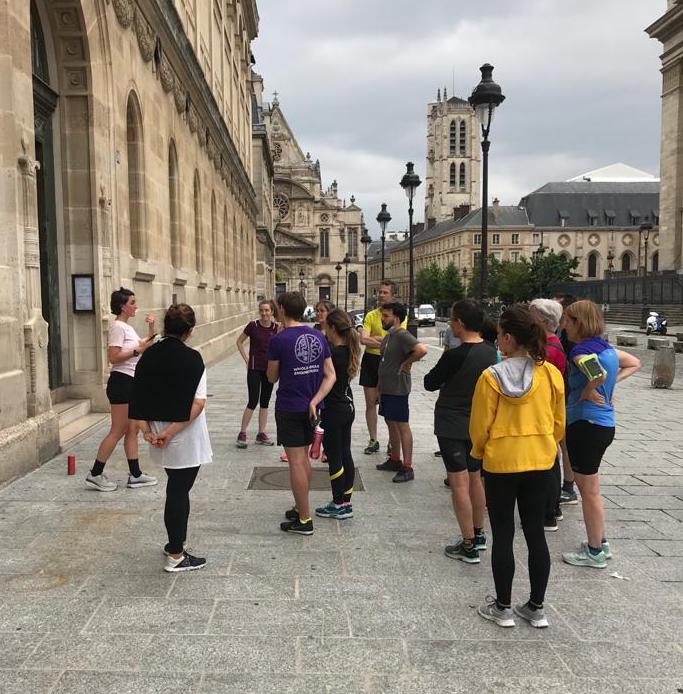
[315,309,361,520]
[470,304,566,629]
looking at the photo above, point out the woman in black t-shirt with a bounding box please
[315,309,361,520]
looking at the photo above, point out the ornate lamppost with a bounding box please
[640,222,652,327]
[376,203,391,282]
[399,162,422,337]
[335,261,342,305]
[462,267,468,296]
[299,269,305,299]
[606,249,615,305]
[469,63,505,301]
[361,228,372,314]
[342,254,351,311]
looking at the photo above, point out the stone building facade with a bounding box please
[366,235,407,302]
[424,88,480,228]
[0,0,260,484]
[265,97,365,309]
[647,2,683,272]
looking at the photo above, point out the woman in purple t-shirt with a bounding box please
[235,300,278,448]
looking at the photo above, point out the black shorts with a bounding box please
[359,353,381,388]
[106,371,134,405]
[275,410,314,449]
[438,437,481,473]
[379,394,409,423]
[566,420,615,475]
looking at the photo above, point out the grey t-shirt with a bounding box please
[378,328,419,396]
[443,325,462,350]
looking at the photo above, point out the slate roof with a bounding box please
[520,181,660,227]
[367,237,403,261]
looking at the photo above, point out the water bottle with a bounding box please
[309,425,324,459]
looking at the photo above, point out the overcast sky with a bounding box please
[253,0,664,234]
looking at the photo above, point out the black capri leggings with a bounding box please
[484,468,552,607]
[321,406,355,505]
[164,466,200,554]
[246,369,274,410]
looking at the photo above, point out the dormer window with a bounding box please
[629,210,641,226]
[587,209,599,226]
[559,210,569,228]
[605,209,616,226]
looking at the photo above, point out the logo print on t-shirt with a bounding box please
[295,333,323,365]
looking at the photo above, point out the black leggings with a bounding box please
[321,407,355,504]
[164,466,200,554]
[484,469,552,607]
[246,369,274,410]
[545,456,561,522]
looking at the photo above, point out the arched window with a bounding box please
[348,271,358,294]
[459,163,466,190]
[211,192,219,280]
[587,252,598,278]
[232,215,238,286]
[449,163,456,187]
[621,252,632,272]
[193,171,203,273]
[240,227,245,286]
[223,206,230,284]
[449,121,457,155]
[168,140,180,268]
[459,120,466,155]
[652,250,659,273]
[126,92,146,259]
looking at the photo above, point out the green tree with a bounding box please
[467,255,502,300]
[438,263,465,314]
[496,259,532,303]
[416,263,443,305]
[529,251,580,298]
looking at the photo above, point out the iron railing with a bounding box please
[552,272,683,305]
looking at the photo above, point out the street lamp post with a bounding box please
[299,269,305,299]
[640,222,652,327]
[469,63,505,302]
[342,254,351,312]
[335,261,342,305]
[361,228,372,314]
[399,162,422,337]
[376,203,391,282]
[462,267,468,296]
[606,249,615,305]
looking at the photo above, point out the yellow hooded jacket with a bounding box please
[469,357,566,474]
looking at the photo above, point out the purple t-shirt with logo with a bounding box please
[267,325,331,413]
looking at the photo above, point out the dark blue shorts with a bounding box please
[379,394,409,423]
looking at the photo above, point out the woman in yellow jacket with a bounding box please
[470,305,565,629]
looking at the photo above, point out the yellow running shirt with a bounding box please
[362,307,408,356]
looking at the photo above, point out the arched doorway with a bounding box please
[587,252,599,278]
[651,250,659,273]
[31,0,62,389]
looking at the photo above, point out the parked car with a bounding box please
[417,304,436,326]
[348,309,365,331]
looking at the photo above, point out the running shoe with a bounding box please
[284,507,299,520]
[163,542,188,556]
[164,551,207,573]
[255,432,274,446]
[315,502,353,520]
[562,545,607,569]
[555,509,564,521]
[581,540,612,560]
[85,473,117,492]
[477,595,515,627]
[364,439,380,454]
[474,530,487,551]
[279,452,289,462]
[392,467,414,483]
[280,518,314,535]
[559,488,579,505]
[514,601,549,628]
[444,540,480,564]
[127,472,158,488]
[376,458,402,471]
[236,432,248,449]
[544,518,559,533]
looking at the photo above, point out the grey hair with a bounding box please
[530,298,563,333]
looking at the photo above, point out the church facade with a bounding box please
[0,0,260,484]
[264,97,366,309]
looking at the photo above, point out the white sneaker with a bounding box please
[127,472,158,488]
[85,473,117,492]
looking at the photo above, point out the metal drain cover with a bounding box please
[247,466,365,491]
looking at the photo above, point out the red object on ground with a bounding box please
[309,426,324,459]
[67,455,76,475]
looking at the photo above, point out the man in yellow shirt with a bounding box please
[359,280,406,456]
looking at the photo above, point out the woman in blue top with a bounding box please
[561,300,640,569]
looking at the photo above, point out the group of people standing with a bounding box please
[90,280,641,618]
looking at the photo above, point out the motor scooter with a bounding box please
[646,311,668,336]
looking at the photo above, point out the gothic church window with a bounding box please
[449,121,457,155]
[273,192,290,220]
[459,121,466,154]
[127,92,146,259]
[347,227,358,258]
[587,252,598,278]
[449,163,456,187]
[348,271,358,294]
[319,228,329,258]
[459,163,466,190]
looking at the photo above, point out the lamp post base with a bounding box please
[407,318,418,338]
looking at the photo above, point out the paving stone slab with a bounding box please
[0,671,59,694]
[0,632,46,668]
[0,595,101,633]
[298,636,406,675]
[50,671,199,694]
[169,574,296,600]
[645,540,683,556]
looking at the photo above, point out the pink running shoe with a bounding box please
[279,452,288,463]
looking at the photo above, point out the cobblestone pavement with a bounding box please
[0,328,682,693]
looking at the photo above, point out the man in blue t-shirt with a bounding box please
[267,292,335,536]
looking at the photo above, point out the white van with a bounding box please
[417,304,436,326]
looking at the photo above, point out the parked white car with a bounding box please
[417,304,436,326]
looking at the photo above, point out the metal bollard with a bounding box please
[651,345,675,389]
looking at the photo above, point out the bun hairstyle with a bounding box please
[110,287,134,315]
[498,304,547,363]
[325,308,361,378]
[164,303,196,337]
